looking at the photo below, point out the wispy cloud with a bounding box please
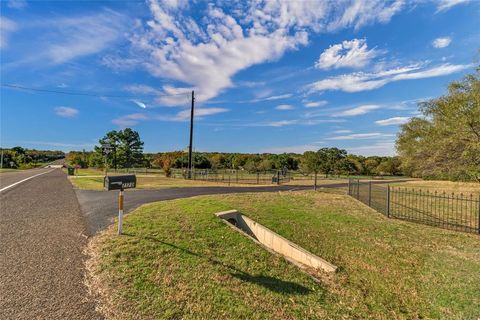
[346,141,395,156]
[55,106,79,118]
[8,10,127,65]
[308,63,471,93]
[112,113,148,127]
[47,10,127,64]
[436,0,469,12]
[375,116,410,126]
[315,38,380,70]
[432,37,452,48]
[249,93,293,103]
[326,132,394,140]
[275,104,294,110]
[304,100,328,108]
[254,119,344,127]
[0,16,17,49]
[334,104,381,117]
[112,107,228,127]
[333,129,352,134]
[7,0,28,9]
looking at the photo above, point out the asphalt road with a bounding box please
[0,169,102,319]
[0,168,54,190]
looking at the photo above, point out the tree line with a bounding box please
[0,147,64,169]
[66,129,402,177]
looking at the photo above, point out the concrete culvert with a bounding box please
[215,210,337,274]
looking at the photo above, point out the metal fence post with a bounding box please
[386,185,391,218]
[356,179,360,199]
[368,181,372,207]
[478,195,480,234]
[348,179,351,195]
[257,172,260,184]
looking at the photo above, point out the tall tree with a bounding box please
[96,128,144,169]
[317,147,348,176]
[397,67,480,181]
[300,151,322,190]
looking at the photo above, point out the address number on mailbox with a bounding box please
[104,175,137,191]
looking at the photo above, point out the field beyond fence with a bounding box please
[348,179,480,234]
[170,168,291,185]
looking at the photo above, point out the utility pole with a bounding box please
[0,148,3,169]
[187,90,195,179]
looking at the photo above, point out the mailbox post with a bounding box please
[104,175,136,235]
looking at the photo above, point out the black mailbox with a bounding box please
[104,175,136,191]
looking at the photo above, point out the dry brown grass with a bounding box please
[392,180,480,194]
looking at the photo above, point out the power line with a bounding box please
[0,83,190,99]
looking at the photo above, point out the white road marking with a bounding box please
[0,169,56,193]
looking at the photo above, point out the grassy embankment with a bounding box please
[88,191,480,319]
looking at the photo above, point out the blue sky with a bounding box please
[1,0,479,155]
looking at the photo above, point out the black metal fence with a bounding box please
[348,179,480,234]
[170,169,291,185]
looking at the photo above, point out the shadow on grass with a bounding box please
[123,232,314,296]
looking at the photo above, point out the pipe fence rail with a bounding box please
[170,168,292,185]
[348,179,480,234]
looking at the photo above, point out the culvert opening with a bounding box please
[215,210,337,274]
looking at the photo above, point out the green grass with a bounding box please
[0,168,18,172]
[88,191,480,319]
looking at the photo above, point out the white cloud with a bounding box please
[55,106,79,118]
[113,107,228,127]
[333,129,352,134]
[112,113,148,127]
[264,120,298,127]
[262,94,293,101]
[0,17,17,49]
[375,116,410,126]
[304,100,328,108]
[275,104,294,110]
[248,93,293,103]
[254,118,344,127]
[173,107,228,121]
[326,132,394,140]
[347,141,395,156]
[315,38,379,70]
[46,10,127,64]
[436,0,469,12]
[113,0,405,104]
[308,63,471,93]
[432,37,452,48]
[334,104,381,117]
[7,0,28,9]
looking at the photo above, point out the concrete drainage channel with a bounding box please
[215,210,337,278]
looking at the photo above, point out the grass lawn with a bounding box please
[87,191,480,319]
[0,168,18,172]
